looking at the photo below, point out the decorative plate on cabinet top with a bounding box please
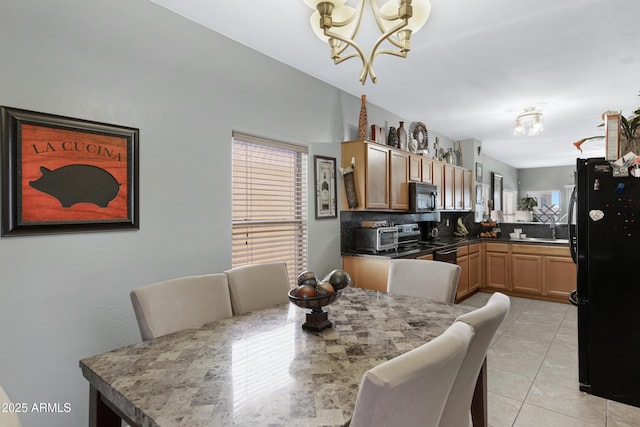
[413,122,428,150]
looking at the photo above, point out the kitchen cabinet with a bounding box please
[468,244,481,293]
[483,242,510,290]
[482,242,576,303]
[443,164,455,210]
[454,166,464,210]
[457,243,482,302]
[390,150,409,210]
[409,154,422,182]
[342,256,390,292]
[432,161,444,210]
[421,158,433,184]
[463,168,473,210]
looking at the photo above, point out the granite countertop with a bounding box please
[80,287,470,427]
[342,236,569,259]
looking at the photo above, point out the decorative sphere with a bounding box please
[297,271,317,287]
[316,281,335,296]
[296,284,316,298]
[324,269,351,290]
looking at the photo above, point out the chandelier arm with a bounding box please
[360,18,410,84]
[323,27,368,74]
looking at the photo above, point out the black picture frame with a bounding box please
[1,107,139,236]
[491,172,503,212]
[314,155,337,219]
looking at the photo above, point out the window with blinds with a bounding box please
[231,132,308,287]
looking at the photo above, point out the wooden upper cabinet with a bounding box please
[409,155,422,182]
[432,161,444,210]
[365,143,390,209]
[454,166,464,210]
[443,164,455,210]
[463,168,473,210]
[390,150,409,210]
[421,158,433,184]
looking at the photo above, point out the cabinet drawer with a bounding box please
[457,245,469,256]
[511,244,570,257]
[485,242,509,253]
[468,243,480,254]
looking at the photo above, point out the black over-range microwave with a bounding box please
[409,182,438,212]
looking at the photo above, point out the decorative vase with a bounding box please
[358,94,368,140]
[397,121,407,150]
[387,126,398,148]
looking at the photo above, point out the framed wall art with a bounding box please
[475,161,483,182]
[1,107,139,236]
[314,155,337,219]
[491,172,503,212]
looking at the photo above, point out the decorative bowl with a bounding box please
[288,288,343,310]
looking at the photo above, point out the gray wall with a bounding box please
[0,1,409,425]
[479,154,518,190]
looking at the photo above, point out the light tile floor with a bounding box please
[460,292,640,427]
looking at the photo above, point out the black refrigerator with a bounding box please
[569,157,640,408]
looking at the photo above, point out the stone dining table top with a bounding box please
[80,286,472,427]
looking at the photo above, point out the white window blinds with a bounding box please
[231,132,308,286]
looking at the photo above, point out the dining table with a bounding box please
[79,286,487,427]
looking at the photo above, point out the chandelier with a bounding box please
[513,107,544,136]
[302,0,431,84]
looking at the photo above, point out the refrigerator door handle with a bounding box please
[569,289,578,306]
[569,186,577,263]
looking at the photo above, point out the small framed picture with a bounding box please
[475,162,483,182]
[314,155,337,219]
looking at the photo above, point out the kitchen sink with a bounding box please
[511,237,570,244]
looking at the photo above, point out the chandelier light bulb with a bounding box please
[513,107,544,136]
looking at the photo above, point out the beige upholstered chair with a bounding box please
[439,292,510,427]
[387,259,461,304]
[224,262,291,315]
[130,273,233,340]
[0,385,23,427]
[350,321,475,427]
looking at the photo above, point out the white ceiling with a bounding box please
[149,0,640,169]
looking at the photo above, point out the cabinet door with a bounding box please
[390,150,409,210]
[432,161,444,210]
[512,254,542,294]
[457,254,469,300]
[463,168,473,210]
[342,256,390,292]
[366,144,390,209]
[421,158,433,184]
[443,164,455,210]
[417,254,433,260]
[454,166,464,210]
[468,251,481,292]
[409,155,422,182]
[486,252,510,290]
[544,256,576,299]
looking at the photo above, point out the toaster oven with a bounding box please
[354,226,398,253]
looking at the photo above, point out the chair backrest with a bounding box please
[439,292,511,427]
[387,259,461,303]
[350,321,474,427]
[224,262,291,315]
[0,385,23,427]
[130,273,233,340]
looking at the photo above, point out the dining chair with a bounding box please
[130,273,233,340]
[0,385,23,427]
[224,261,291,315]
[350,321,475,427]
[439,292,511,427]
[386,258,461,303]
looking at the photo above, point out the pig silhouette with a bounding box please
[29,164,120,208]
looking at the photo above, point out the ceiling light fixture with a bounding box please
[513,107,544,136]
[302,0,431,84]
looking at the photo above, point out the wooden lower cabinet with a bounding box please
[484,243,510,290]
[342,256,390,292]
[483,243,576,303]
[455,243,481,302]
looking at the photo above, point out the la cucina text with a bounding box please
[31,141,122,161]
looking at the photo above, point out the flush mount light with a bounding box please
[514,107,544,136]
[303,0,431,84]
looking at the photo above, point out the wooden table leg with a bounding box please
[471,357,488,427]
[89,385,121,427]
